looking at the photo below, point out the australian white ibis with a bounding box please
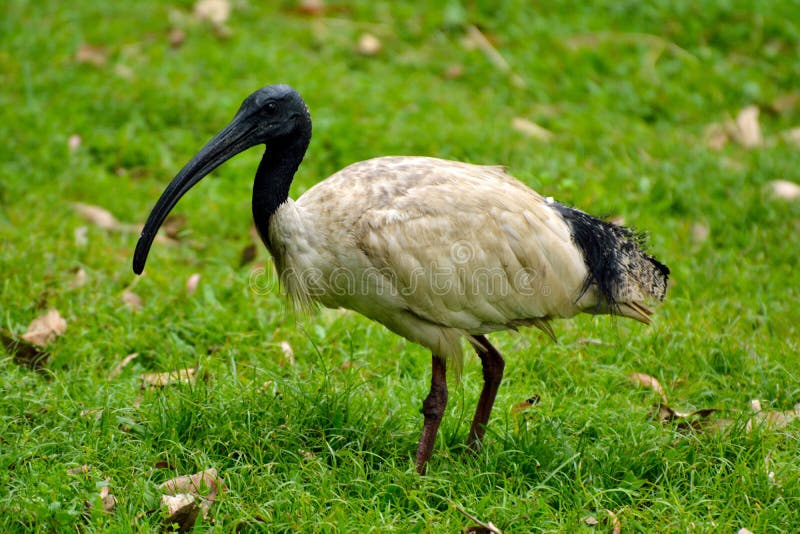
[133,85,669,474]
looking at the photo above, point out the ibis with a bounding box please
[133,85,669,474]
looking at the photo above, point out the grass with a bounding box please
[1,0,799,531]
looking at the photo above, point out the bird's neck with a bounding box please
[252,131,310,251]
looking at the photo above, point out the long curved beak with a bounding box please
[133,114,255,274]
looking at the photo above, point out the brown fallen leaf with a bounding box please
[463,25,525,88]
[168,28,187,48]
[162,214,187,240]
[769,179,800,201]
[186,274,201,296]
[738,529,754,534]
[297,0,326,16]
[691,221,710,244]
[99,479,117,512]
[771,92,799,114]
[746,407,800,432]
[122,290,143,311]
[1,329,50,370]
[629,372,667,403]
[159,468,224,498]
[194,0,230,25]
[67,466,116,513]
[108,352,140,380]
[75,44,107,66]
[780,127,800,146]
[239,243,257,266]
[732,106,762,148]
[703,122,729,150]
[161,493,201,532]
[141,368,196,389]
[279,340,295,366]
[511,394,541,415]
[69,267,88,289]
[67,465,91,476]
[444,64,464,79]
[607,509,621,534]
[72,202,120,230]
[583,516,599,526]
[357,33,382,56]
[653,403,729,433]
[74,226,89,247]
[22,309,67,347]
[511,117,554,142]
[68,134,82,152]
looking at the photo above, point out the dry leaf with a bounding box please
[22,309,67,347]
[463,25,525,88]
[606,509,621,534]
[733,106,762,148]
[357,33,381,56]
[1,329,50,370]
[75,44,107,66]
[122,290,143,311]
[280,340,295,366]
[239,243,257,266]
[160,468,224,499]
[444,64,464,79]
[703,123,728,150]
[771,92,799,114]
[168,28,187,48]
[68,134,82,152]
[298,0,326,16]
[72,203,120,230]
[781,127,800,146]
[194,0,230,26]
[108,352,139,380]
[629,372,667,403]
[577,337,604,346]
[67,465,91,476]
[738,529,754,534]
[80,408,103,419]
[691,221,710,244]
[186,274,201,296]
[70,267,88,289]
[99,479,117,512]
[162,214,187,240]
[161,493,201,532]
[583,516,600,526]
[511,117,554,142]
[769,179,800,201]
[511,395,541,414]
[454,503,503,534]
[141,368,196,389]
[74,226,89,247]
[746,408,800,432]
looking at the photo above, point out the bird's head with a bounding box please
[132,84,310,275]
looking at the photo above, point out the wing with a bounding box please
[346,158,592,335]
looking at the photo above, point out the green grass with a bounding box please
[2,0,800,531]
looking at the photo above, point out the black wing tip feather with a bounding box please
[552,202,670,307]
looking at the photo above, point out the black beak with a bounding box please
[133,114,255,274]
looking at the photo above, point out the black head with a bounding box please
[234,84,311,144]
[132,84,311,274]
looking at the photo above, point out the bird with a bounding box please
[133,84,670,474]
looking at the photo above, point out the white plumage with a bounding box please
[134,85,669,474]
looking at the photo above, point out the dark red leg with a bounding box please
[467,335,505,449]
[415,354,448,475]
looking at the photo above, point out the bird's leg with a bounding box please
[415,354,448,475]
[467,335,505,450]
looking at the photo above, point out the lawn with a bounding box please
[1,0,799,531]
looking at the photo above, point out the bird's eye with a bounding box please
[264,101,277,114]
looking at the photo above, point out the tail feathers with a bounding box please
[552,202,670,314]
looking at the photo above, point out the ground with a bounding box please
[1,0,799,531]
